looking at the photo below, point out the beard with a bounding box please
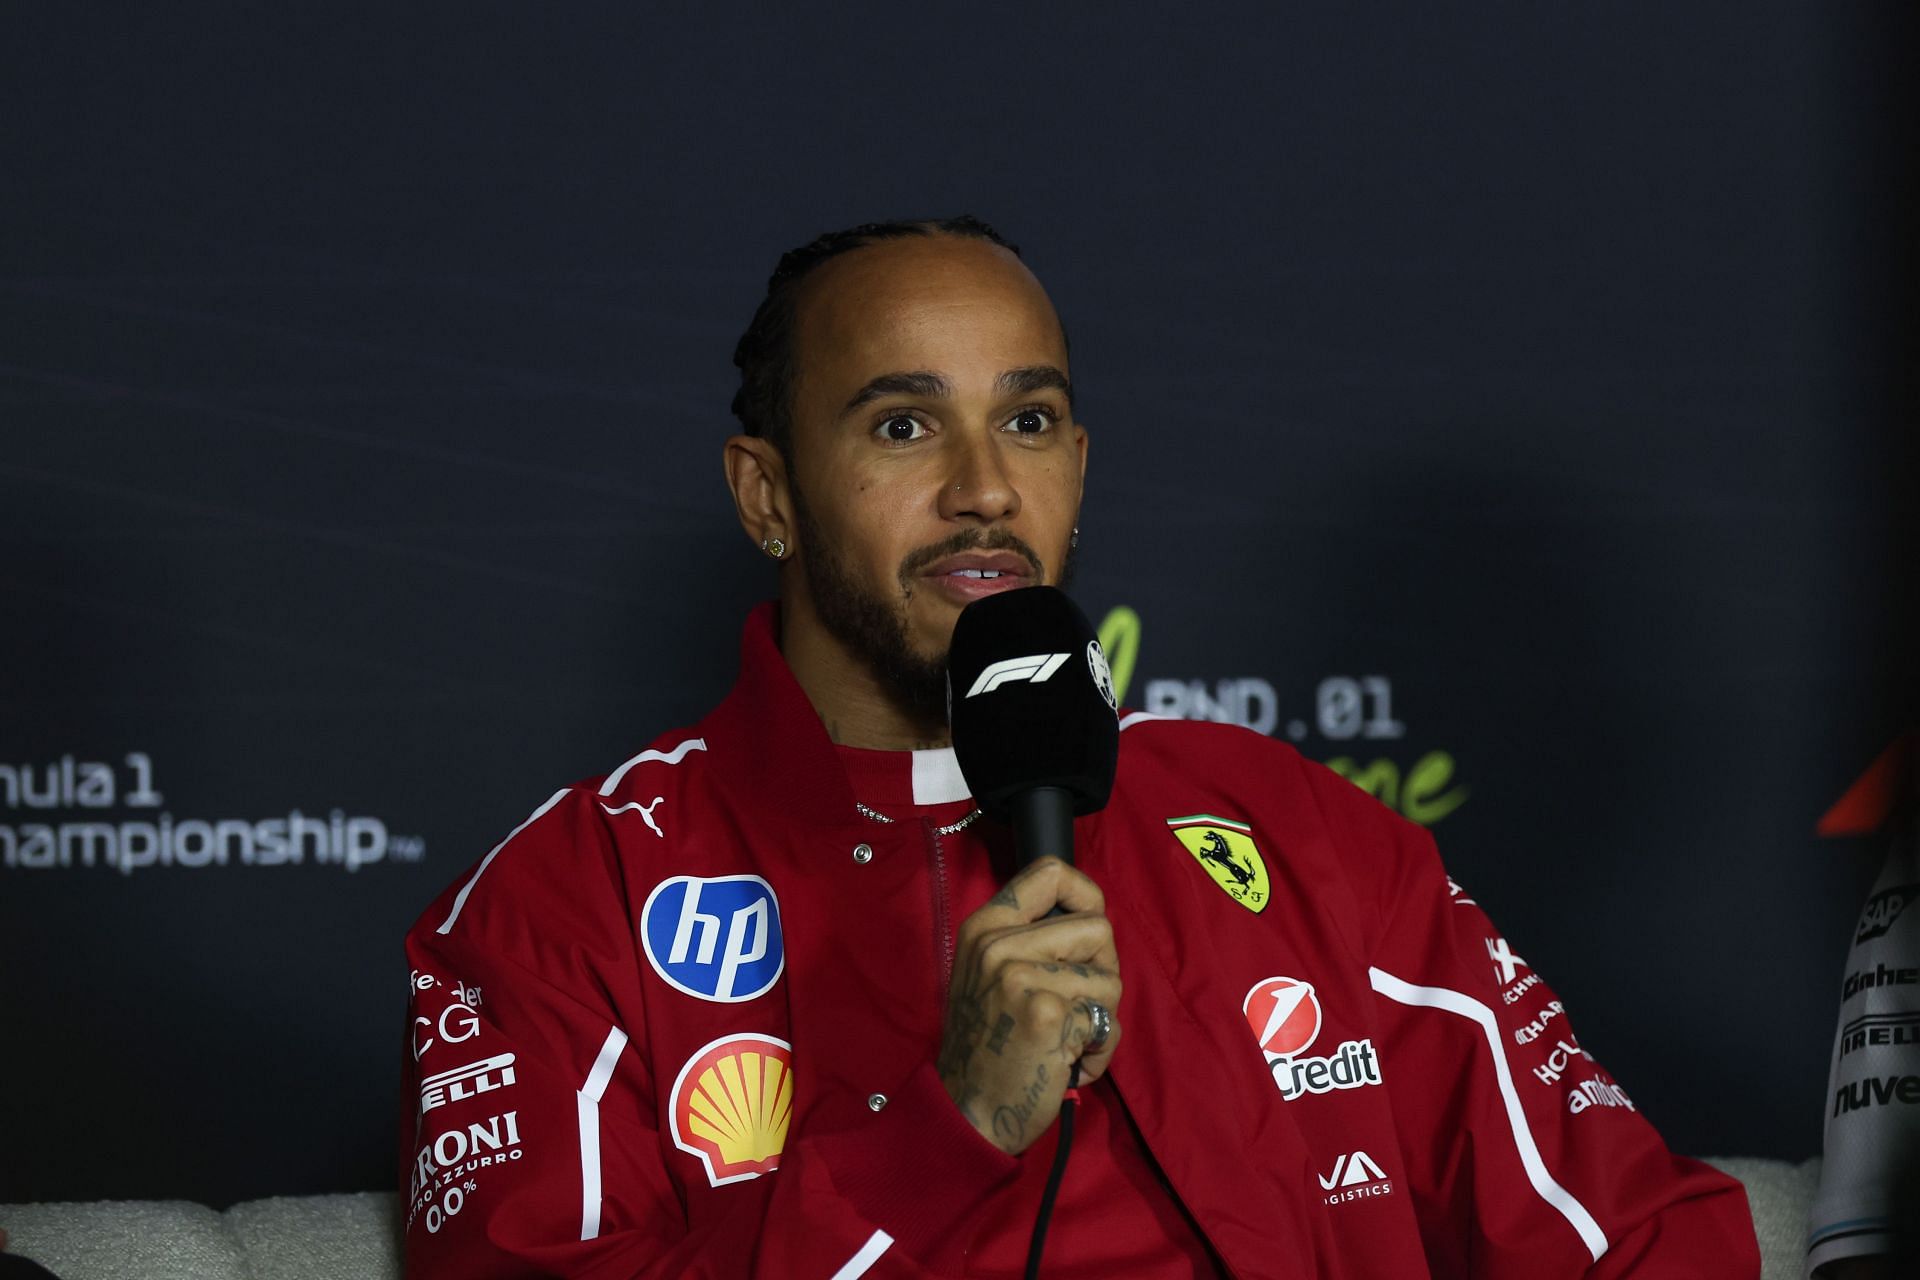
[789,481,1076,734]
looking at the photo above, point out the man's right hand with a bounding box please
[936,856,1123,1155]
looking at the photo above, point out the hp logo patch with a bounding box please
[642,875,784,1003]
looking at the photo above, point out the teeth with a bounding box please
[956,569,1002,579]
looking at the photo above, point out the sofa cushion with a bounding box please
[1704,1155,1822,1280]
[222,1192,400,1280]
[0,1199,249,1280]
[3,1159,1820,1279]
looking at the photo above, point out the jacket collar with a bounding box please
[701,601,863,831]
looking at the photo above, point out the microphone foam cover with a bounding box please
[946,586,1120,822]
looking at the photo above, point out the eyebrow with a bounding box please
[838,365,1074,417]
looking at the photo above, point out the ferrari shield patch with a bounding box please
[1167,814,1270,913]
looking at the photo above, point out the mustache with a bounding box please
[898,529,1045,585]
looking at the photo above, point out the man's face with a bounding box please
[784,234,1087,723]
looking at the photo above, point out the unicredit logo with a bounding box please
[1244,976,1323,1057]
[1244,976,1384,1102]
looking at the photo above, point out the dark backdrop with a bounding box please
[2,4,1913,1206]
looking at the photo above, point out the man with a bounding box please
[400,216,1761,1276]
[1808,738,1918,1279]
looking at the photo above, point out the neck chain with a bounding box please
[855,800,983,837]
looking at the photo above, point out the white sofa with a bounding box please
[0,1157,1821,1279]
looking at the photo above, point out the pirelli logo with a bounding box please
[420,1053,518,1114]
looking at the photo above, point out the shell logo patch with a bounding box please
[1167,814,1269,912]
[668,1033,794,1187]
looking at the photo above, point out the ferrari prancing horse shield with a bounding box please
[1167,813,1270,913]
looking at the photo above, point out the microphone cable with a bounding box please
[1023,1061,1081,1280]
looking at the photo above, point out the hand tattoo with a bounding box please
[990,1062,1050,1148]
[987,1013,1014,1055]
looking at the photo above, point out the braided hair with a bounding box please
[729,215,1022,461]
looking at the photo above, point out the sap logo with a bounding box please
[966,653,1070,697]
[1318,1150,1393,1204]
[642,875,784,1003]
[1857,884,1919,944]
[420,1053,517,1114]
[1832,1074,1920,1116]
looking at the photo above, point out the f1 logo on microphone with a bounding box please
[966,652,1070,697]
[642,875,785,1003]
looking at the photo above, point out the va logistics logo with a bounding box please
[1095,606,1469,827]
[642,875,785,1003]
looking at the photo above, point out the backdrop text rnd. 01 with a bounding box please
[1,4,1913,1205]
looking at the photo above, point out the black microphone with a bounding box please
[946,586,1120,868]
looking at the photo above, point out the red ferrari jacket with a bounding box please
[400,602,1759,1278]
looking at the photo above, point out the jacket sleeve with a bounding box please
[1345,795,1761,1278]
[399,787,1018,1279]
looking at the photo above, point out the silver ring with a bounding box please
[1082,1001,1112,1055]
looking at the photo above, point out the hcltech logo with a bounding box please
[642,875,785,1003]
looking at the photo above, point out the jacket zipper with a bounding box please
[924,818,956,997]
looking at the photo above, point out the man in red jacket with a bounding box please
[400,216,1761,1277]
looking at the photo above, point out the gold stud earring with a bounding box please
[762,537,787,560]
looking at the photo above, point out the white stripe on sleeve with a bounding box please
[1368,966,1609,1263]
[829,1230,895,1279]
[577,1025,630,1242]
[436,788,572,935]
